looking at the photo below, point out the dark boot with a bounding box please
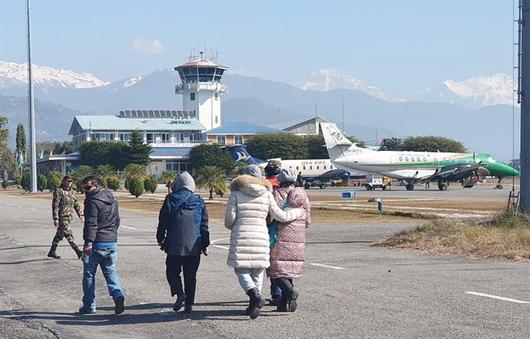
[69,242,83,259]
[173,294,186,312]
[276,278,298,312]
[246,288,264,319]
[47,243,60,259]
[114,296,125,315]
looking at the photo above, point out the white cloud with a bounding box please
[132,37,165,54]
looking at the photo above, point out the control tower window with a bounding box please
[190,92,196,101]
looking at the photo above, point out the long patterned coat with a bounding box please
[267,185,311,279]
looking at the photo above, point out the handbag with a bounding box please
[268,190,292,248]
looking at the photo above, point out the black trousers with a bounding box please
[166,255,201,305]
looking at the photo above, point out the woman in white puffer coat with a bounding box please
[225,165,303,319]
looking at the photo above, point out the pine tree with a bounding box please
[16,124,26,157]
[127,130,152,166]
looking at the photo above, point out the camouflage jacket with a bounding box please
[52,187,82,221]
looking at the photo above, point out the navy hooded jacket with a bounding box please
[156,189,209,256]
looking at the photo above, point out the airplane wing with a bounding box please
[428,162,482,182]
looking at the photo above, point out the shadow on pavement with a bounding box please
[0,258,50,265]
[0,303,287,325]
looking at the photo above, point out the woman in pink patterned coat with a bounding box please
[267,168,311,312]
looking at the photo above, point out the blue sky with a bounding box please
[0,0,515,94]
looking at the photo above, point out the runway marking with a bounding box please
[309,263,344,270]
[211,238,230,250]
[465,291,530,304]
[121,225,150,231]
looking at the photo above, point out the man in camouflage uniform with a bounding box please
[48,175,84,259]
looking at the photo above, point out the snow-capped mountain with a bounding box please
[418,73,515,108]
[0,61,109,89]
[298,69,393,102]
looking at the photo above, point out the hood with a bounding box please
[229,175,272,197]
[172,171,195,192]
[86,187,116,206]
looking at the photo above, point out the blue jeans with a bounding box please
[82,243,124,310]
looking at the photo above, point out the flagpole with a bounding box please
[27,0,37,192]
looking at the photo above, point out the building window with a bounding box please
[234,135,243,144]
[214,92,219,100]
[146,133,155,144]
[215,116,219,124]
[161,133,170,143]
[175,133,184,142]
[118,133,130,143]
[190,92,196,101]
[217,135,226,145]
[92,133,114,141]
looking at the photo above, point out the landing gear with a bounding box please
[438,181,448,191]
[405,183,414,191]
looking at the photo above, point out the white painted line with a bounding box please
[211,238,230,250]
[121,225,149,231]
[309,263,345,270]
[465,291,530,304]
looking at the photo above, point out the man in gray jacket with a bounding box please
[79,176,125,315]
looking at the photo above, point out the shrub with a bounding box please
[37,174,48,192]
[2,179,8,190]
[71,165,94,192]
[128,176,144,198]
[161,171,176,185]
[20,171,30,191]
[144,175,157,193]
[107,176,121,191]
[47,171,62,191]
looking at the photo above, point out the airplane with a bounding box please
[226,145,362,181]
[321,122,520,191]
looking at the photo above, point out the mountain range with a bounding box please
[0,61,519,161]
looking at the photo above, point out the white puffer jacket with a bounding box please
[225,175,303,269]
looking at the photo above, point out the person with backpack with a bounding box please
[267,168,311,312]
[157,172,210,314]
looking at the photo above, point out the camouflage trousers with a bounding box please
[52,220,76,245]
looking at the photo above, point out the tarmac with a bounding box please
[0,193,528,338]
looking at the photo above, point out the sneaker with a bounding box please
[78,307,96,315]
[114,296,125,315]
[47,252,61,259]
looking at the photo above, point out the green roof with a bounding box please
[69,115,206,135]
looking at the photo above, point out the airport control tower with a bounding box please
[174,51,228,131]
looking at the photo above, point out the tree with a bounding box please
[128,130,151,166]
[401,136,466,153]
[379,137,403,151]
[96,164,116,187]
[106,176,121,191]
[0,117,8,145]
[161,171,176,185]
[128,176,145,198]
[196,166,227,200]
[189,144,234,174]
[53,141,73,155]
[16,124,26,158]
[71,165,94,192]
[79,142,129,171]
[0,118,17,181]
[20,171,30,191]
[144,175,158,193]
[124,164,146,190]
[37,174,48,192]
[246,133,308,160]
[306,135,328,159]
[47,171,62,191]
